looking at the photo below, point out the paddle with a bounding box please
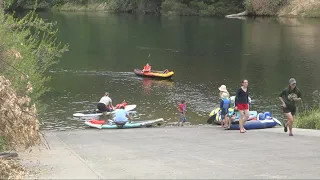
[207,115,216,124]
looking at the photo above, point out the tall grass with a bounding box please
[294,90,320,130]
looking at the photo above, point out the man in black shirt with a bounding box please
[279,78,302,136]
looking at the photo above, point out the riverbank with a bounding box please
[52,0,244,16]
[20,126,320,179]
[0,10,67,180]
[50,0,320,18]
[245,0,320,18]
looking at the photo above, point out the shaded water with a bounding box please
[38,12,320,130]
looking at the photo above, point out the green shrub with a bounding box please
[294,90,320,129]
[0,11,68,113]
[0,136,6,152]
[244,0,253,13]
[189,0,207,11]
[294,109,320,130]
[4,0,51,10]
[303,8,320,18]
[161,0,195,15]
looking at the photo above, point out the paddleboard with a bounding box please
[85,118,164,129]
[73,104,137,117]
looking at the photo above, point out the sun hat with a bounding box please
[289,78,296,85]
[221,92,229,99]
[218,85,228,92]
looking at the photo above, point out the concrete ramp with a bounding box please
[21,126,320,179]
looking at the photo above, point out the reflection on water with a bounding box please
[38,12,320,130]
[140,78,174,95]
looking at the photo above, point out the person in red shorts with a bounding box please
[235,79,249,133]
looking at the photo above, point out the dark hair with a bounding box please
[241,79,248,85]
[120,106,125,109]
[181,100,185,104]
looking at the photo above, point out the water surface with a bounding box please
[39,12,320,130]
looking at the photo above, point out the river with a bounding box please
[37,12,320,130]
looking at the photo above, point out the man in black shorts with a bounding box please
[97,92,114,117]
[279,78,302,136]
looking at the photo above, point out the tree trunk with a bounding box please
[0,152,19,159]
[225,11,249,18]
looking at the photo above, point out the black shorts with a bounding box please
[282,106,296,116]
[97,103,111,112]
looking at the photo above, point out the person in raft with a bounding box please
[114,106,132,126]
[142,63,152,73]
[279,78,302,136]
[97,92,114,115]
[220,92,231,129]
[218,85,230,99]
[178,100,187,126]
[235,79,249,133]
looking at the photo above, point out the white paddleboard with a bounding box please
[131,118,164,126]
[73,104,137,117]
[273,118,282,126]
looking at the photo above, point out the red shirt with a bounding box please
[179,103,186,113]
[143,65,151,72]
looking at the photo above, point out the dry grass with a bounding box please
[245,0,320,17]
[0,75,41,179]
[279,0,320,17]
[0,76,41,150]
[0,159,25,179]
[250,0,286,16]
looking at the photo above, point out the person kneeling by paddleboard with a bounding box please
[114,106,132,127]
[97,92,114,115]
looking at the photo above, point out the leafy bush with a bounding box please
[0,8,67,179]
[161,0,195,15]
[0,11,68,105]
[294,90,320,129]
[4,0,51,10]
[244,0,253,13]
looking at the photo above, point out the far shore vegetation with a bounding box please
[2,0,320,18]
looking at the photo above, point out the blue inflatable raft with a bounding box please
[228,112,282,130]
[208,107,258,125]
